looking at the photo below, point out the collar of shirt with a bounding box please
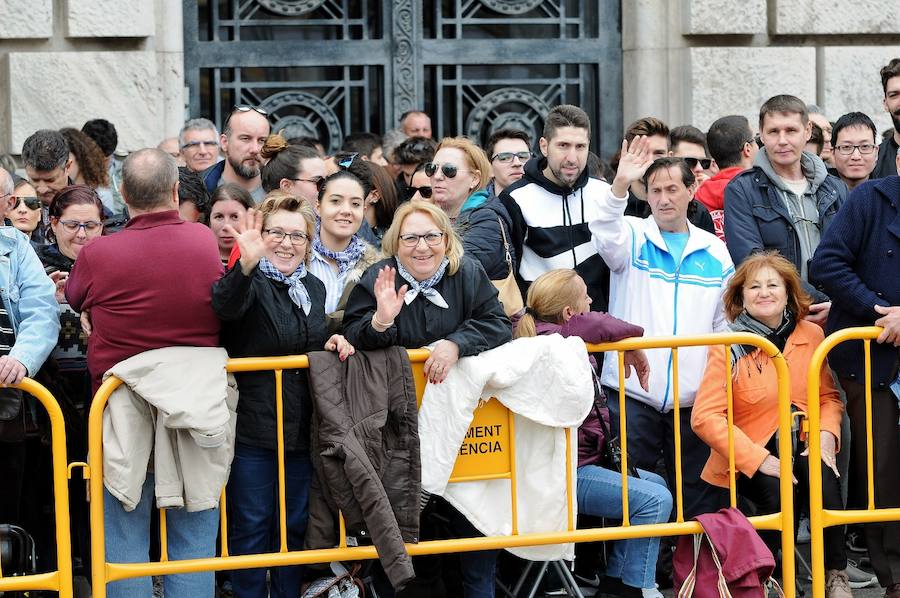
[124,210,184,230]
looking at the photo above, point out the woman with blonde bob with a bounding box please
[427,136,516,281]
[342,200,511,598]
[212,190,354,598]
[691,252,852,598]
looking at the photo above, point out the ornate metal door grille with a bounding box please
[184,0,622,156]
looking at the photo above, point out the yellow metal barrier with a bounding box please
[0,378,74,597]
[87,334,796,597]
[806,326,888,598]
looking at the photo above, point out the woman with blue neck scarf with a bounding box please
[309,169,382,332]
[212,191,354,598]
[429,136,515,281]
[343,200,511,598]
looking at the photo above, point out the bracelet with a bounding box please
[371,313,394,332]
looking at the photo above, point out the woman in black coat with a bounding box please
[212,190,353,598]
[342,200,511,597]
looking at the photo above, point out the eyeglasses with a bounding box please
[59,220,102,233]
[683,157,713,170]
[264,228,308,245]
[491,151,532,163]
[410,185,433,199]
[833,143,877,155]
[223,105,269,129]
[424,162,470,179]
[754,135,764,149]
[289,176,324,185]
[11,196,41,211]
[399,231,444,247]
[181,140,219,151]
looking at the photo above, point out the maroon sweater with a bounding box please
[533,312,644,467]
[66,210,224,392]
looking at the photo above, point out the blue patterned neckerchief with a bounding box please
[395,257,450,309]
[313,218,368,275]
[258,257,312,315]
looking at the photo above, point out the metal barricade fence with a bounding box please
[0,378,75,597]
[806,326,890,598]
[86,335,797,597]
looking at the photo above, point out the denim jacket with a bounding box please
[0,227,60,375]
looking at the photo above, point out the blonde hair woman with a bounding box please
[427,136,517,281]
[342,200,511,597]
[211,190,354,598]
[515,269,667,597]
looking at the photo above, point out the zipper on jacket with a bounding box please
[661,254,683,413]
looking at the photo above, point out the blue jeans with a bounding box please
[104,475,219,598]
[227,443,313,598]
[576,465,672,589]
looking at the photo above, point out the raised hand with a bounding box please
[372,266,408,327]
[223,209,266,275]
[611,135,655,197]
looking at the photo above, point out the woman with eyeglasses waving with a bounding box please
[343,200,511,598]
[212,191,353,598]
[428,137,518,287]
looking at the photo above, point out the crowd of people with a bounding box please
[0,57,899,598]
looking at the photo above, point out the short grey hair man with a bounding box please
[179,118,221,173]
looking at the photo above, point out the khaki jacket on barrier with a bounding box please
[102,346,237,512]
[692,320,844,488]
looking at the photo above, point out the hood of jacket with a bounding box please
[694,166,744,211]
[522,155,591,196]
[754,148,828,194]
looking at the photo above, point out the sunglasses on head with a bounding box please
[410,185,433,199]
[337,153,359,169]
[683,157,712,170]
[223,105,269,129]
[424,162,466,178]
[11,196,41,211]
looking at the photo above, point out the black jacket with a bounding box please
[305,348,420,590]
[500,158,611,311]
[455,195,515,280]
[342,256,511,356]
[810,176,900,388]
[212,266,329,451]
[723,159,845,303]
[873,135,899,180]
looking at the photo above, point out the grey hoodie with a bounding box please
[753,149,828,281]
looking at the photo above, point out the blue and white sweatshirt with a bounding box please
[589,189,734,412]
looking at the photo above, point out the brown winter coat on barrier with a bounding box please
[304,347,421,590]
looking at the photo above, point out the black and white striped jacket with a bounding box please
[500,158,612,312]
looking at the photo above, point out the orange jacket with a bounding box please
[691,320,843,488]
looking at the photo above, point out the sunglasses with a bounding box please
[410,185,433,199]
[223,105,269,129]
[10,196,41,211]
[683,157,713,170]
[491,151,532,163]
[424,162,470,179]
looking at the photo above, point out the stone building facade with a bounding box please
[1,0,899,156]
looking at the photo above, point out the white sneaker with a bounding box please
[642,585,664,598]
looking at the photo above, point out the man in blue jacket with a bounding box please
[724,94,847,325]
[810,175,900,596]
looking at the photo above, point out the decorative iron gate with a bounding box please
[183,0,622,157]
